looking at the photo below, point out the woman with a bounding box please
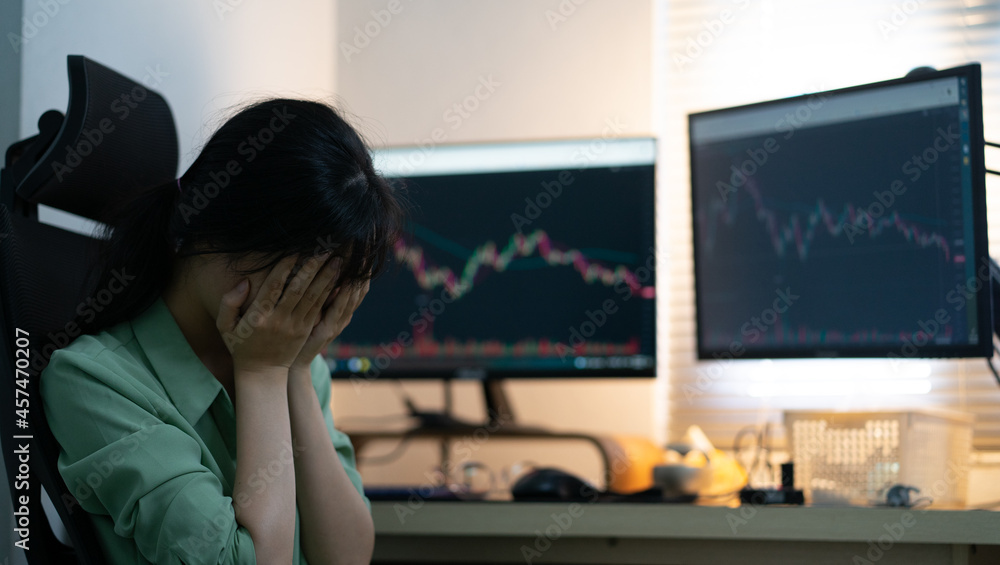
[40,98,406,564]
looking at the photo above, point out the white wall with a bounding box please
[331,0,659,488]
[337,0,653,146]
[20,0,339,171]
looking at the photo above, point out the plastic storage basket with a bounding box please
[784,410,973,507]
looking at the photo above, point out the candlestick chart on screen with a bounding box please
[331,163,656,375]
[692,108,973,351]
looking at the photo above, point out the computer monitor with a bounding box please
[329,138,657,382]
[690,64,989,360]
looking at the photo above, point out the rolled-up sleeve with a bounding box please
[41,348,256,564]
[309,355,371,513]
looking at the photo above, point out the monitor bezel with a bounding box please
[688,63,990,360]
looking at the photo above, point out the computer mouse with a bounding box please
[886,484,920,507]
[510,467,595,501]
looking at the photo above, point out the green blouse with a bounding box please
[40,296,370,564]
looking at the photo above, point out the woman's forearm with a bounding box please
[233,369,297,564]
[288,370,374,565]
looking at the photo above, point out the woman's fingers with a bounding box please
[276,251,331,315]
[221,253,350,373]
[217,279,250,334]
[327,280,355,322]
[319,278,370,337]
[253,255,300,318]
[295,255,341,322]
[312,265,343,325]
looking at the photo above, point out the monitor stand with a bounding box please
[348,377,625,488]
[405,377,548,434]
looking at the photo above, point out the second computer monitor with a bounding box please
[690,64,989,360]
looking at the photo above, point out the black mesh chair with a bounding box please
[0,55,178,564]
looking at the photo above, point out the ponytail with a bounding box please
[80,178,180,335]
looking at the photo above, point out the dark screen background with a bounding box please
[692,104,979,355]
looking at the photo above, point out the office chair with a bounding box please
[0,55,178,564]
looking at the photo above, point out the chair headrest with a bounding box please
[14,55,179,223]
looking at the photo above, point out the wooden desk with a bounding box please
[371,501,1000,564]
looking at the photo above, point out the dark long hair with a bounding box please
[80,98,407,335]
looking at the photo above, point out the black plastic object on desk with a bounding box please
[738,462,804,505]
[511,467,697,503]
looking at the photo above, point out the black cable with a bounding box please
[391,378,483,430]
[749,426,764,482]
[987,348,1000,389]
[987,341,1000,388]
[760,422,774,480]
[393,379,418,414]
[733,425,761,488]
[356,378,479,465]
[357,433,416,466]
[733,425,758,457]
[986,141,999,149]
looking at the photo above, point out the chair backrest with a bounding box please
[0,54,179,564]
[0,205,105,564]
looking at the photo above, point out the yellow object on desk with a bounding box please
[653,425,748,499]
[604,435,666,493]
[605,428,748,497]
